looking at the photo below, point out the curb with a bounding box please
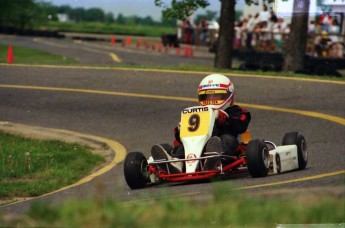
[0,121,126,206]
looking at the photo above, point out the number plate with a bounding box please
[180,109,211,138]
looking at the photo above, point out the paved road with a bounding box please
[0,35,214,66]
[0,36,344,214]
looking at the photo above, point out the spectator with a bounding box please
[253,13,260,26]
[314,20,323,34]
[269,8,278,24]
[314,31,332,57]
[240,19,248,48]
[246,14,255,49]
[328,19,340,43]
[272,18,284,51]
[198,18,208,45]
[259,4,270,25]
[308,21,316,35]
[181,20,194,44]
[251,13,261,48]
[234,20,243,49]
[329,42,344,58]
[207,20,219,50]
[319,14,332,32]
[282,22,290,34]
[259,21,271,51]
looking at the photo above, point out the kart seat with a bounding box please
[240,130,252,144]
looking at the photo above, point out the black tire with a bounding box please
[247,139,270,178]
[282,132,308,170]
[124,152,148,189]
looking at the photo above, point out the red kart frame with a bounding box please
[147,148,248,182]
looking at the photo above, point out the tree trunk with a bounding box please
[283,0,310,72]
[214,0,235,69]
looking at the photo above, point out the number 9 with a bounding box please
[188,114,200,132]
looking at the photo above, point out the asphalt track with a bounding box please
[0,36,344,214]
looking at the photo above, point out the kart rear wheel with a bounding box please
[246,139,270,178]
[282,132,308,170]
[124,152,148,189]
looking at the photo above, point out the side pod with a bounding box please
[269,145,299,174]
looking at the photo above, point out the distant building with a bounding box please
[57,14,70,23]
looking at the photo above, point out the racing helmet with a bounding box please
[198,74,235,110]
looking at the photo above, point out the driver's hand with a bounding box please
[217,109,229,126]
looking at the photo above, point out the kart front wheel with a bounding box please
[282,132,308,170]
[124,152,148,189]
[246,139,270,178]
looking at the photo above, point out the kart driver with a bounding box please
[151,74,251,173]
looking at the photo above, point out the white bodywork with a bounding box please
[269,145,299,174]
[180,106,217,173]
[147,106,217,175]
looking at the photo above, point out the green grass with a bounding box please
[1,186,343,227]
[39,21,176,37]
[0,131,105,198]
[0,44,79,65]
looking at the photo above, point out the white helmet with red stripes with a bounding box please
[198,74,235,110]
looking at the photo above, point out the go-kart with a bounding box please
[124,106,308,189]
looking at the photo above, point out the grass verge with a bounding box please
[1,185,343,227]
[0,44,79,65]
[39,21,176,37]
[0,131,105,198]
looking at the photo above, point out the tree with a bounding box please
[56,5,72,14]
[155,0,236,69]
[283,0,310,72]
[142,16,155,25]
[215,0,236,69]
[69,7,85,22]
[116,13,126,24]
[194,10,218,25]
[85,8,105,22]
[155,0,209,19]
[36,2,59,22]
[105,12,115,23]
[0,0,37,30]
[162,16,176,27]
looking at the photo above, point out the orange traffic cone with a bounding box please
[136,38,142,48]
[157,44,162,52]
[111,36,116,45]
[145,41,150,49]
[176,47,181,55]
[125,36,131,46]
[7,45,14,64]
[184,45,189,57]
[188,45,194,57]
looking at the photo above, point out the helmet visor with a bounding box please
[198,89,230,106]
